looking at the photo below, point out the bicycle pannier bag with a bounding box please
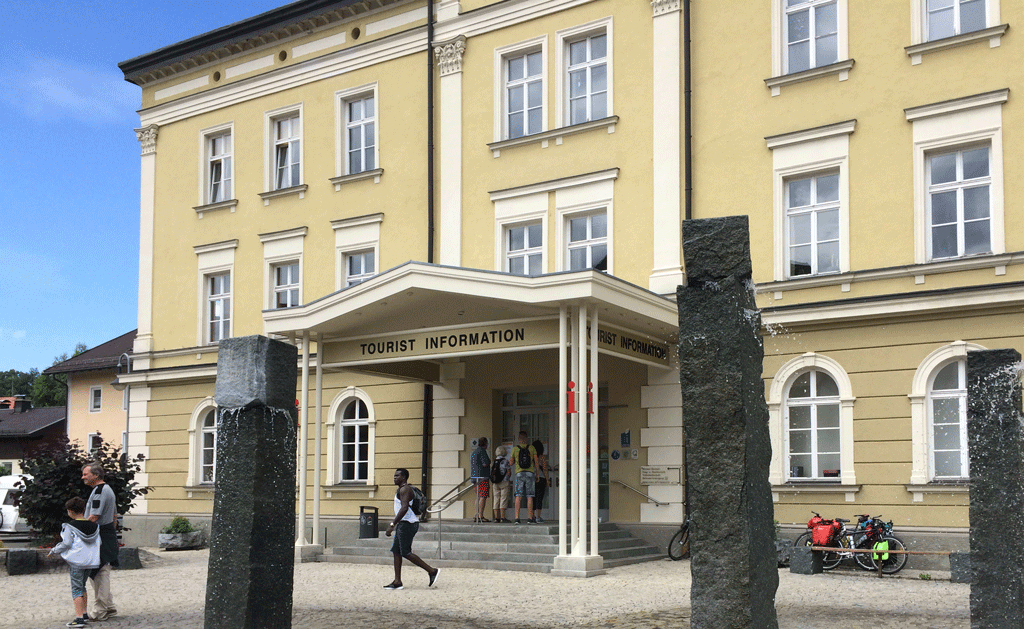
[811,523,833,546]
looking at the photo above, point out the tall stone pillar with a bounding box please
[967,349,1024,629]
[205,336,298,629]
[677,216,779,629]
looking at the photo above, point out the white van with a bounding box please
[0,474,32,533]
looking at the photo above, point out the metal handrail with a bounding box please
[612,480,668,506]
[425,479,477,559]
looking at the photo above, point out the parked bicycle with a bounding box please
[667,515,691,560]
[794,512,908,574]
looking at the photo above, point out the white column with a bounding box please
[558,305,568,557]
[589,307,599,556]
[569,306,580,552]
[576,305,588,555]
[133,124,158,361]
[434,36,466,266]
[649,1,684,294]
[312,333,324,545]
[297,333,310,546]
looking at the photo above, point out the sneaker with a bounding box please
[527,518,536,524]
[383,582,404,590]
[514,518,522,525]
[428,568,441,587]
[66,619,86,628]
[535,516,545,523]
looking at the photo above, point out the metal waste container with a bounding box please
[359,505,379,538]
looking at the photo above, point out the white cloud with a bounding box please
[2,56,137,126]
[0,328,28,342]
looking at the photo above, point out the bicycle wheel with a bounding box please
[794,532,812,549]
[820,538,845,570]
[853,535,876,571]
[872,536,908,575]
[668,523,690,560]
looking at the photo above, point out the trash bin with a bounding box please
[359,505,379,538]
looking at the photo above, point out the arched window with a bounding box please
[928,360,968,479]
[200,409,217,484]
[326,387,376,487]
[768,352,856,490]
[785,370,841,480]
[187,398,217,488]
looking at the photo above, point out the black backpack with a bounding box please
[517,446,532,469]
[408,485,428,518]
[490,458,504,483]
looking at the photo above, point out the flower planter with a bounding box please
[158,530,204,550]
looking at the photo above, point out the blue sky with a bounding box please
[0,1,285,372]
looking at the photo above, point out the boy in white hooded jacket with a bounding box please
[49,496,100,628]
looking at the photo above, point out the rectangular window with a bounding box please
[87,433,102,455]
[207,272,231,344]
[89,387,102,412]
[506,51,543,139]
[207,131,232,203]
[784,0,838,74]
[567,212,608,271]
[927,146,991,260]
[273,114,301,190]
[345,250,376,287]
[566,32,607,125]
[273,262,300,309]
[346,95,376,174]
[785,172,840,277]
[926,0,986,41]
[341,423,369,481]
[507,223,543,276]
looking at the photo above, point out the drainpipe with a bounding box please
[422,0,436,498]
[683,0,692,222]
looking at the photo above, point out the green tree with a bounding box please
[13,434,149,546]
[28,343,88,408]
[0,369,37,397]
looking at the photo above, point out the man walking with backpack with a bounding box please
[384,468,440,590]
[509,431,539,524]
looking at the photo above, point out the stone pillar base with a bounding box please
[550,554,605,578]
[949,551,971,584]
[295,544,324,564]
[789,546,823,575]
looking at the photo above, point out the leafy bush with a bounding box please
[14,434,149,546]
[161,516,196,534]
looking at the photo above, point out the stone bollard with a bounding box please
[677,216,779,629]
[204,336,298,629]
[5,549,37,575]
[116,547,143,570]
[789,546,823,575]
[966,349,1024,629]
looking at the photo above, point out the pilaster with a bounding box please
[434,36,466,267]
[134,124,158,359]
[431,360,466,517]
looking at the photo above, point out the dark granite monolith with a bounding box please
[205,335,298,629]
[677,216,779,629]
[966,349,1024,629]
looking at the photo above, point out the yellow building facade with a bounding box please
[118,0,1021,565]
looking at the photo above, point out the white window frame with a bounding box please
[87,432,102,455]
[505,220,545,276]
[272,261,301,309]
[199,122,233,206]
[554,173,616,274]
[782,0,841,75]
[925,145,993,261]
[264,104,303,192]
[564,209,609,272]
[206,272,232,344]
[89,386,102,413]
[784,170,842,278]
[912,0,1000,43]
[194,240,237,346]
[344,249,377,287]
[187,398,218,487]
[555,18,613,130]
[768,121,853,282]
[260,227,306,310]
[336,83,379,177]
[332,213,383,291]
[908,341,985,486]
[769,0,849,94]
[494,37,547,141]
[768,353,856,490]
[783,370,842,481]
[493,197,547,274]
[907,90,1006,265]
[927,359,969,480]
[325,387,376,486]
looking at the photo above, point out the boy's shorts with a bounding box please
[69,566,88,599]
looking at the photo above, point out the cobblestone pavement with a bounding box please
[1,549,969,628]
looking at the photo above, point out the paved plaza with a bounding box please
[2,548,968,628]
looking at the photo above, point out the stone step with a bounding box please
[318,553,554,573]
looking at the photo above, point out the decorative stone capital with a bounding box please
[135,124,159,156]
[434,36,467,76]
[652,0,681,17]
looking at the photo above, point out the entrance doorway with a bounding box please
[499,389,608,521]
